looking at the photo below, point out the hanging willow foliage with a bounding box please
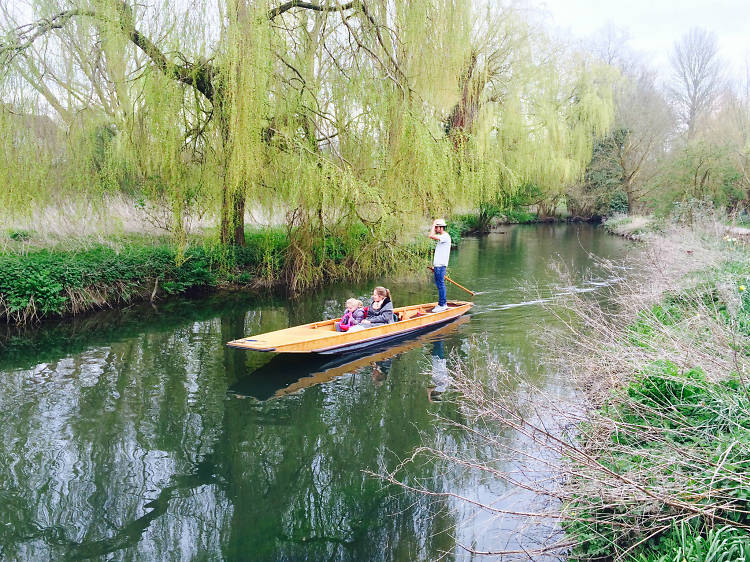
[1,0,614,288]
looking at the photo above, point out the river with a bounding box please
[0,224,629,560]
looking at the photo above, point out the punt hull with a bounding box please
[226,301,473,354]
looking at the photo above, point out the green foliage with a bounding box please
[450,203,538,236]
[651,141,748,216]
[2,0,617,269]
[0,242,292,323]
[7,230,31,241]
[502,209,538,223]
[502,183,545,209]
[445,223,462,245]
[450,214,481,235]
[237,228,290,280]
[565,361,750,558]
[566,128,630,218]
[608,190,629,215]
[309,223,370,266]
[627,299,686,348]
[635,522,750,562]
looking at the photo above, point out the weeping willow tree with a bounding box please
[1,0,615,289]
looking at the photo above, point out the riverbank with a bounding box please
[602,213,658,240]
[0,231,281,325]
[442,217,750,558]
[1,225,437,326]
[558,220,750,558]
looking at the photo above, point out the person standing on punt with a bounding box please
[428,218,451,313]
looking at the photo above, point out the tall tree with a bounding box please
[669,28,724,141]
[614,67,674,209]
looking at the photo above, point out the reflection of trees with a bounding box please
[0,321,234,560]
[218,348,466,560]
[0,309,466,559]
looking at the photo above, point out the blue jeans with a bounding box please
[433,266,447,306]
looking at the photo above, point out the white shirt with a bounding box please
[433,232,451,266]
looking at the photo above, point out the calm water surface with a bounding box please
[0,224,629,560]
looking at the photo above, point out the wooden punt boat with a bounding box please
[226,300,473,354]
[229,316,470,400]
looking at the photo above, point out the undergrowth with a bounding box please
[560,236,750,560]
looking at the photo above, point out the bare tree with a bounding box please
[588,22,633,71]
[615,67,675,209]
[669,28,725,141]
[584,27,675,212]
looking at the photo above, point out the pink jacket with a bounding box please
[340,307,366,330]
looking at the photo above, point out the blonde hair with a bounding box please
[373,286,391,300]
[346,298,363,308]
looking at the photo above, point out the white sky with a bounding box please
[532,0,750,82]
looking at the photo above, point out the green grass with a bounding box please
[0,222,436,324]
[450,207,538,236]
[565,358,750,559]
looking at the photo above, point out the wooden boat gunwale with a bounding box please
[227,300,472,354]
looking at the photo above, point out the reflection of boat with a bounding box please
[227,301,472,354]
[230,316,469,400]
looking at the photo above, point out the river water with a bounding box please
[0,224,629,560]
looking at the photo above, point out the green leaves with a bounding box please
[0,244,233,323]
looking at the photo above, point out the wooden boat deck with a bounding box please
[227,301,472,354]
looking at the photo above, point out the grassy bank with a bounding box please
[0,235,277,324]
[451,204,540,237]
[555,226,750,560]
[1,203,540,326]
[602,213,660,240]
[1,226,432,325]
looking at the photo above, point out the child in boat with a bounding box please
[335,298,366,332]
[355,286,394,329]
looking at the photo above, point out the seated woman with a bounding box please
[349,286,393,331]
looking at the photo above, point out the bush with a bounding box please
[238,227,289,279]
[8,229,31,241]
[446,222,462,245]
[503,209,537,223]
[565,362,750,558]
[450,214,481,235]
[0,242,259,323]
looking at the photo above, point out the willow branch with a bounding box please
[268,1,357,20]
[1,3,215,100]
[1,8,95,64]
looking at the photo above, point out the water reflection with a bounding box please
[0,224,630,560]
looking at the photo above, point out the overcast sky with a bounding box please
[531,0,750,81]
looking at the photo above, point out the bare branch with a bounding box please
[267,1,357,21]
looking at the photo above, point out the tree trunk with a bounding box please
[216,96,246,247]
[232,189,246,246]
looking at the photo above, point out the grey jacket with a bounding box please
[367,298,394,324]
